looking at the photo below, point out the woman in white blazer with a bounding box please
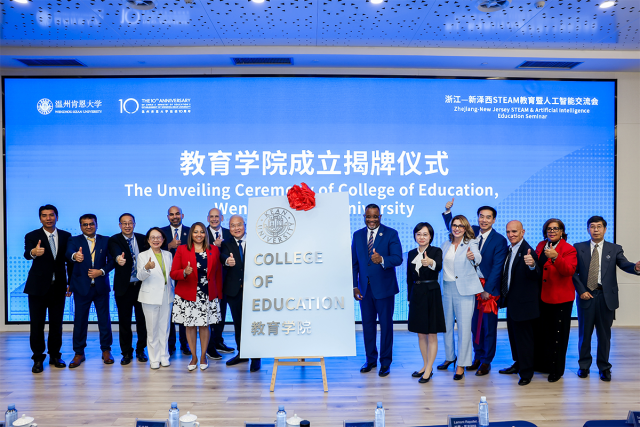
[437,215,483,380]
[137,227,175,369]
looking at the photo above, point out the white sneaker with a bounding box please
[161,359,171,367]
[150,362,160,370]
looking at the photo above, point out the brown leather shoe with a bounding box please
[102,351,115,365]
[69,355,86,369]
[475,363,491,376]
[467,359,481,371]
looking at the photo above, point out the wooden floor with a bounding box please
[1,327,639,427]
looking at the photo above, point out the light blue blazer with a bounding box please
[440,238,483,296]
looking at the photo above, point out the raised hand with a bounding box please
[227,253,236,267]
[635,260,640,272]
[544,247,558,260]
[524,249,535,267]
[75,246,84,263]
[371,248,383,264]
[421,250,433,267]
[466,247,475,261]
[445,197,455,212]
[32,240,45,257]
[214,236,223,247]
[184,261,193,276]
[117,252,126,266]
[145,257,155,270]
[168,237,181,250]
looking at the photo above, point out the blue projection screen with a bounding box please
[3,76,615,323]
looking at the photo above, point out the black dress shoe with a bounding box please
[518,378,531,386]
[226,355,249,366]
[206,350,222,360]
[32,360,44,373]
[216,343,235,353]
[418,371,434,383]
[599,369,611,382]
[411,370,425,378]
[499,364,519,375]
[136,352,148,363]
[475,363,491,376]
[250,359,262,372]
[360,362,377,373]
[49,358,66,368]
[453,369,465,381]
[577,368,590,378]
[467,359,481,371]
[182,348,192,356]
[378,365,390,377]
[120,355,133,365]
[548,374,561,382]
[437,358,457,370]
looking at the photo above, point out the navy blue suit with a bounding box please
[66,234,115,355]
[207,226,233,353]
[443,212,508,365]
[352,224,402,367]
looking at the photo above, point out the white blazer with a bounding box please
[440,238,483,296]
[136,248,175,305]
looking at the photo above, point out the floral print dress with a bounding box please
[172,251,221,326]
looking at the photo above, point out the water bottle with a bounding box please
[478,396,489,427]
[374,402,385,427]
[168,402,179,427]
[276,405,287,427]
[5,404,18,427]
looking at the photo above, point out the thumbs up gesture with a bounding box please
[117,252,126,266]
[75,246,84,263]
[466,246,475,261]
[524,249,535,267]
[371,248,383,264]
[634,260,640,273]
[445,197,455,213]
[184,261,193,276]
[421,250,433,267]
[32,240,45,257]
[227,253,236,267]
[145,257,155,270]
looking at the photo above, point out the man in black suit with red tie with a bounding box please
[498,220,541,386]
[205,207,234,360]
[23,204,73,373]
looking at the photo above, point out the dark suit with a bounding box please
[160,224,190,353]
[443,212,508,365]
[351,224,403,367]
[23,228,72,362]
[573,240,640,372]
[207,226,233,353]
[501,239,540,380]
[65,234,115,355]
[108,232,149,357]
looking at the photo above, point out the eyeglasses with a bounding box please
[149,236,163,241]
[81,223,95,227]
[451,224,465,230]
[546,227,561,232]
[415,233,431,238]
[120,222,135,226]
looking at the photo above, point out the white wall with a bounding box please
[1,67,638,330]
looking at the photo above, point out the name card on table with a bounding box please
[447,414,479,427]
[627,411,640,426]
[245,423,275,427]
[344,420,375,427]
[135,420,168,427]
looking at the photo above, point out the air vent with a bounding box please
[16,59,87,67]
[517,61,583,70]
[232,57,293,65]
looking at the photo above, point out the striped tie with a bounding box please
[127,238,137,280]
[87,237,96,264]
[367,230,374,256]
[587,244,600,291]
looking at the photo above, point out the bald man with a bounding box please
[498,221,541,386]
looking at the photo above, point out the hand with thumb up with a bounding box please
[75,246,85,263]
[184,261,193,276]
[227,253,236,267]
[145,257,155,270]
[32,240,45,257]
[371,248,383,264]
[117,252,126,266]
[466,246,475,261]
[524,248,535,267]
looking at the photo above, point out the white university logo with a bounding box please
[256,207,296,244]
[36,98,53,115]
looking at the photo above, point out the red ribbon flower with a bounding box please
[287,183,316,211]
[474,278,500,344]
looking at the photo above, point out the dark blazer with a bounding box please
[207,226,232,244]
[573,240,639,311]
[443,212,508,296]
[65,234,115,297]
[160,224,190,255]
[220,237,245,298]
[502,239,541,322]
[23,228,73,296]
[108,232,149,297]
[170,244,223,302]
[406,246,443,298]
[352,224,403,299]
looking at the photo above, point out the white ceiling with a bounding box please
[1,0,639,71]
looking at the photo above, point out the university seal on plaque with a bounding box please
[256,207,296,244]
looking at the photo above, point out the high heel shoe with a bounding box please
[418,371,434,383]
[453,366,465,381]
[437,357,457,370]
[411,370,425,378]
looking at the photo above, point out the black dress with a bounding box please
[407,246,446,334]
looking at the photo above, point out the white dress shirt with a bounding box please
[170,225,183,241]
[443,243,457,282]
[209,226,222,241]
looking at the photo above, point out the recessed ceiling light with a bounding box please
[371,0,384,4]
[599,1,615,8]
[14,0,29,3]
[253,0,265,3]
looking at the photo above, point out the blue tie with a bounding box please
[237,240,244,261]
[478,234,484,251]
[127,238,137,280]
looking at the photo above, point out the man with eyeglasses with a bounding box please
[352,204,403,377]
[66,214,115,368]
[108,213,149,365]
[442,199,508,376]
[573,216,640,382]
